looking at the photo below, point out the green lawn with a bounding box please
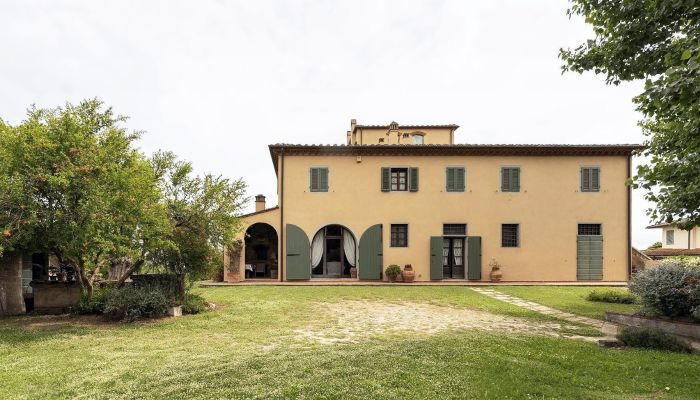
[492,286,641,320]
[0,286,696,399]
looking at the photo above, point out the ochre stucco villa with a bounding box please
[223,120,639,283]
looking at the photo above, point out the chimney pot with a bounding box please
[255,194,266,212]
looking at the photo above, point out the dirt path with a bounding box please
[294,300,598,345]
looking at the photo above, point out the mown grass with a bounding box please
[492,286,641,320]
[0,286,696,399]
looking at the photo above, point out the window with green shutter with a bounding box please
[580,167,600,192]
[382,167,418,192]
[309,167,329,192]
[501,167,520,192]
[446,167,465,192]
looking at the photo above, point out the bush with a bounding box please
[586,289,637,304]
[182,292,207,315]
[617,327,694,353]
[103,286,169,322]
[660,256,700,271]
[72,287,113,315]
[385,265,402,281]
[629,263,700,317]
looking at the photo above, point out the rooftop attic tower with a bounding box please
[347,119,459,145]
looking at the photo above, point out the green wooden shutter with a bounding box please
[446,168,455,191]
[455,167,465,191]
[310,168,319,191]
[501,168,509,191]
[591,168,600,191]
[286,224,310,279]
[381,168,391,192]
[430,236,443,279]
[319,168,328,191]
[580,167,590,191]
[511,168,520,192]
[467,236,481,280]
[577,235,603,280]
[358,224,383,279]
[409,167,419,192]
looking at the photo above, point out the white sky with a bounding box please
[0,0,660,247]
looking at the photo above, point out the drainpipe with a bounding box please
[688,230,691,250]
[626,154,632,279]
[279,147,285,282]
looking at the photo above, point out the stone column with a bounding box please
[0,251,26,315]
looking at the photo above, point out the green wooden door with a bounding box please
[286,224,310,280]
[467,236,482,280]
[430,236,443,279]
[577,236,603,280]
[358,224,383,279]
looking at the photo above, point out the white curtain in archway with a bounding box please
[343,229,356,267]
[311,230,325,268]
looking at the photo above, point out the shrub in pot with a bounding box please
[629,262,700,317]
[385,265,402,283]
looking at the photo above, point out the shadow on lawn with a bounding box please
[0,314,114,345]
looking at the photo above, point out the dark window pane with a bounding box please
[443,224,466,236]
[391,224,408,247]
[502,224,519,247]
[578,224,601,236]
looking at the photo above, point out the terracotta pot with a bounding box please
[490,267,502,282]
[402,269,415,283]
[350,267,358,279]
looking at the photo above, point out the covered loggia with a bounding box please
[244,223,278,279]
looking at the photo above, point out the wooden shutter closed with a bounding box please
[286,224,310,279]
[501,168,510,191]
[319,168,328,191]
[310,168,319,191]
[581,167,600,192]
[591,168,600,191]
[430,236,443,279]
[381,168,391,192]
[409,167,419,192]
[358,224,383,279]
[577,235,603,280]
[446,168,455,191]
[455,167,465,191]
[467,236,481,280]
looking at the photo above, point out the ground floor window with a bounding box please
[501,224,519,247]
[390,224,408,247]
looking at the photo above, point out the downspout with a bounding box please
[627,154,632,279]
[688,230,691,250]
[279,147,285,282]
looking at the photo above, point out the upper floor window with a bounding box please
[666,230,674,245]
[412,135,424,144]
[502,224,519,247]
[381,167,418,192]
[391,224,409,247]
[309,167,329,192]
[501,167,520,192]
[446,167,465,192]
[581,167,600,192]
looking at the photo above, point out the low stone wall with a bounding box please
[0,252,25,315]
[31,281,81,314]
[605,312,700,340]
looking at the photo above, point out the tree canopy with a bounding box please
[560,0,700,229]
[0,99,246,297]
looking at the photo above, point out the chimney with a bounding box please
[255,194,266,212]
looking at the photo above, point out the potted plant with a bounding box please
[350,266,358,279]
[402,264,415,283]
[489,259,503,282]
[385,265,402,283]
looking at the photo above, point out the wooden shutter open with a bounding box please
[358,224,383,279]
[430,236,443,279]
[409,167,419,192]
[467,236,481,280]
[286,224,310,279]
[381,168,391,192]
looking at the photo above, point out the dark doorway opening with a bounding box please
[311,224,356,278]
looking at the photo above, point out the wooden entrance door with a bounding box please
[442,237,465,279]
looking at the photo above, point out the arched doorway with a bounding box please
[310,224,357,278]
[244,223,278,279]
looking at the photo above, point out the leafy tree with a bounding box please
[560,1,700,229]
[648,241,663,249]
[0,100,171,299]
[144,151,247,283]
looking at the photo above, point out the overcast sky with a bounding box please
[0,0,660,247]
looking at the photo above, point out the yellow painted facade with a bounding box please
[229,121,635,283]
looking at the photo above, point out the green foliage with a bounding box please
[660,256,700,271]
[149,151,247,281]
[561,1,700,227]
[629,263,700,317]
[181,292,207,315]
[586,289,637,304]
[385,265,401,280]
[617,326,694,353]
[72,286,113,315]
[103,286,169,322]
[648,241,662,249]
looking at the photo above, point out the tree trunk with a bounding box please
[0,251,26,315]
[115,258,145,288]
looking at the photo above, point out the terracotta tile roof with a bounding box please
[240,206,279,219]
[267,143,642,171]
[641,248,700,257]
[354,123,459,131]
